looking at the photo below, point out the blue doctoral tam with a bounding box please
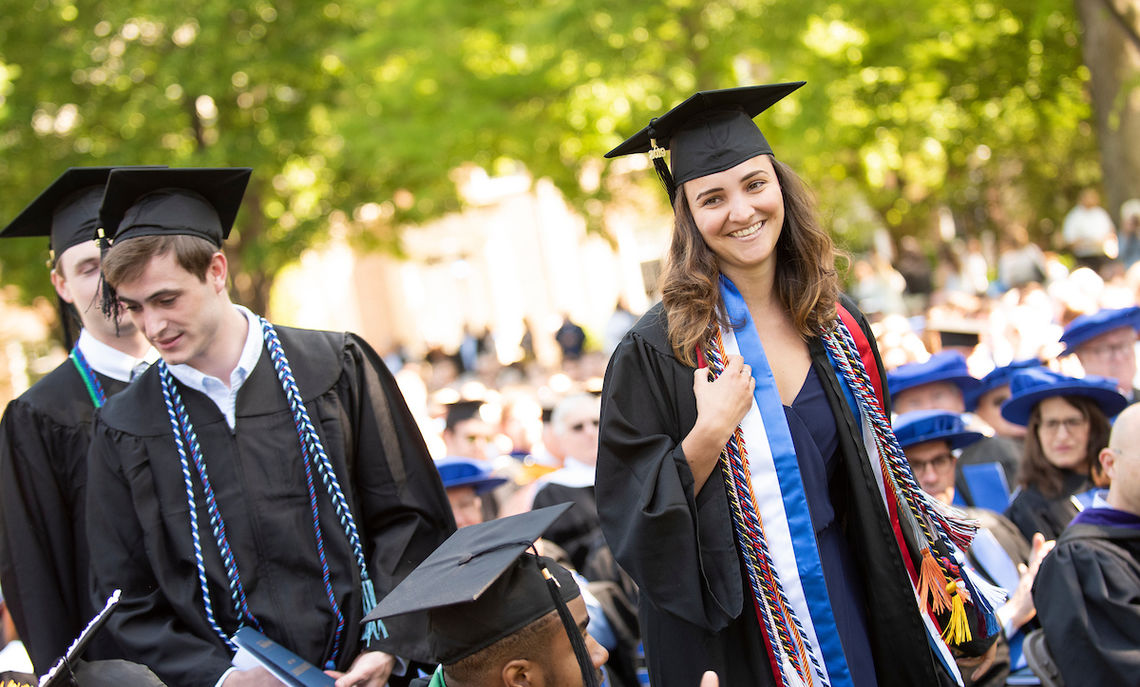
[1059,305,1140,356]
[893,410,984,451]
[964,358,1044,411]
[1000,367,1129,426]
[887,351,982,402]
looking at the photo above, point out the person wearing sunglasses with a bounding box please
[532,394,604,576]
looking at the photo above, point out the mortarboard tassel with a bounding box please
[646,119,677,205]
[96,226,124,321]
[539,558,600,687]
[940,579,972,645]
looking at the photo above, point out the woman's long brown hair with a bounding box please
[1018,395,1111,498]
[660,156,842,366]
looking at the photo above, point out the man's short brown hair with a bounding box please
[102,234,218,288]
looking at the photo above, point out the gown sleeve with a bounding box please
[0,399,84,675]
[596,326,744,632]
[86,414,235,687]
[340,335,456,615]
[1032,531,1140,687]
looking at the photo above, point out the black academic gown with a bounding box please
[1032,516,1140,687]
[1005,470,1091,542]
[597,298,978,687]
[531,482,602,575]
[0,359,128,675]
[86,326,455,687]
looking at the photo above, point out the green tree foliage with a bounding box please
[0,0,1111,311]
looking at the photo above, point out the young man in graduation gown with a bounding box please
[85,167,455,687]
[366,505,609,687]
[1032,402,1140,687]
[0,167,158,675]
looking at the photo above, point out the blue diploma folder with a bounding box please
[231,627,335,687]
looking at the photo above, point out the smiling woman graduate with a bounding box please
[597,84,1001,687]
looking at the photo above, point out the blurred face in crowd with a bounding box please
[556,396,601,467]
[446,485,484,529]
[893,381,965,415]
[973,385,1026,438]
[1035,396,1091,471]
[904,439,957,505]
[444,417,498,461]
[1075,326,1138,394]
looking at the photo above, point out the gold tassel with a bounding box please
[940,580,972,644]
[918,547,951,613]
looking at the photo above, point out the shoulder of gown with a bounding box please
[1033,523,1140,685]
[96,323,348,436]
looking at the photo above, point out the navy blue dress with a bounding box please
[784,366,879,687]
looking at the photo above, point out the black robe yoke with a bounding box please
[0,359,127,675]
[597,299,963,687]
[1005,470,1091,542]
[86,326,455,687]
[1032,521,1140,687]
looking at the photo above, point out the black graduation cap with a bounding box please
[365,504,597,686]
[0,166,165,263]
[99,167,252,247]
[605,82,805,203]
[445,399,485,431]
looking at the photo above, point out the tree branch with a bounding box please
[1096,0,1140,53]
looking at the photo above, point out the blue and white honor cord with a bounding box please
[158,319,385,667]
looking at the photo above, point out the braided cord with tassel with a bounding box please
[704,328,829,687]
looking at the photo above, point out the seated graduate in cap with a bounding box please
[894,411,1052,687]
[0,167,160,675]
[885,351,982,415]
[1000,368,1128,542]
[1031,403,1140,687]
[598,83,1000,687]
[1058,305,1140,400]
[366,505,609,687]
[85,168,456,687]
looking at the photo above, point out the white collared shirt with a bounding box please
[540,456,597,488]
[77,328,159,383]
[165,305,263,430]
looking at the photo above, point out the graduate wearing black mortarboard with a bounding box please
[84,168,456,687]
[0,167,160,675]
[597,85,1000,687]
[365,504,608,687]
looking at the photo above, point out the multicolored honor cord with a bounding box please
[69,345,107,408]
